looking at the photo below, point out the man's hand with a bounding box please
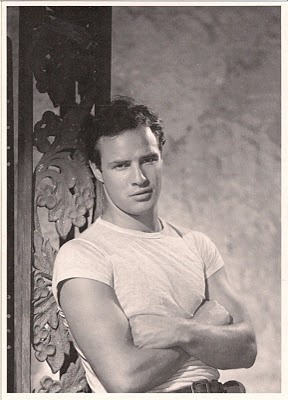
[129,300,231,350]
[129,269,256,370]
[193,300,232,326]
[130,314,184,349]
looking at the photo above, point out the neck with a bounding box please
[101,193,160,233]
[102,209,161,233]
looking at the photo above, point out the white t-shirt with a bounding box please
[52,217,224,392]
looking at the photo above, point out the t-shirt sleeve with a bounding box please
[52,238,113,307]
[189,231,224,279]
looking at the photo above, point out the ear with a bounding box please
[89,161,104,183]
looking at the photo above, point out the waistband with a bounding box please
[170,379,246,393]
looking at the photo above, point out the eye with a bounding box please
[114,163,129,170]
[142,156,158,164]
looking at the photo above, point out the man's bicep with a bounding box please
[59,278,133,391]
[59,278,189,393]
[205,267,252,324]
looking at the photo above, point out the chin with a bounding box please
[126,202,156,216]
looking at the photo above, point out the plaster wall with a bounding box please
[112,6,281,393]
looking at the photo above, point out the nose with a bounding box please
[131,163,147,186]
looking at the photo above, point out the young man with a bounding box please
[52,97,257,393]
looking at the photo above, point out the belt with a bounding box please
[171,379,246,393]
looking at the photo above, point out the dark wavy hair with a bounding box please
[81,96,166,168]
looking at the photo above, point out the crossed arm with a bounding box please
[130,268,257,370]
[59,267,257,392]
[59,278,189,392]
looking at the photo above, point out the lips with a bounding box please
[131,189,153,196]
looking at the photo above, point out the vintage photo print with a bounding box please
[2,1,286,397]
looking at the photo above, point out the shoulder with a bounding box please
[163,219,223,261]
[56,217,115,260]
[182,229,221,256]
[55,237,107,265]
[77,217,110,243]
[162,219,211,245]
[53,219,115,283]
[52,228,114,305]
[186,230,216,249]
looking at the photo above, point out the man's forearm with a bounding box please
[120,345,189,392]
[130,271,258,372]
[180,319,257,370]
[60,278,190,393]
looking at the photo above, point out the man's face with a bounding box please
[92,126,163,219]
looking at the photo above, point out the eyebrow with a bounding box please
[108,160,131,167]
[108,152,160,167]
[141,152,159,159]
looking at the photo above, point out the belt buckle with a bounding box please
[191,379,212,393]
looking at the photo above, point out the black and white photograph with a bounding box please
[3,1,283,395]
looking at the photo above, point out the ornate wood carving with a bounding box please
[28,8,98,108]
[35,358,89,393]
[30,6,111,392]
[33,109,95,239]
[32,107,95,392]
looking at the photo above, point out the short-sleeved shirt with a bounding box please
[52,217,224,392]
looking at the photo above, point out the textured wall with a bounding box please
[112,6,280,393]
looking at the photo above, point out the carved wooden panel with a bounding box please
[32,108,95,392]
[27,6,111,392]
